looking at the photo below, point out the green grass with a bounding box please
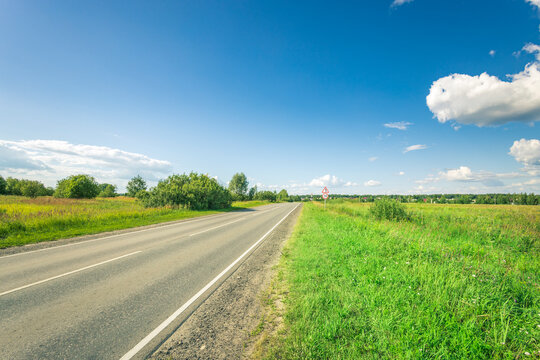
[0,196,272,248]
[260,201,539,359]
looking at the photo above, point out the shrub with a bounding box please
[140,172,232,210]
[54,175,100,199]
[369,198,409,221]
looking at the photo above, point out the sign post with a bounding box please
[322,187,329,209]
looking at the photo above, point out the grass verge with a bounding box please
[256,201,539,359]
[0,196,272,249]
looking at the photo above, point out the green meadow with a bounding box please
[0,196,270,249]
[258,200,539,359]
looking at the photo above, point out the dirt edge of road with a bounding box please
[149,204,303,360]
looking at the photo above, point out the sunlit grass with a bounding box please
[261,200,539,359]
[0,196,271,248]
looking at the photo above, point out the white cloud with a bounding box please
[439,166,475,181]
[435,166,520,187]
[509,138,540,165]
[526,0,540,8]
[489,50,496,57]
[398,171,405,176]
[364,180,381,187]
[309,174,345,187]
[344,181,358,187]
[368,156,378,162]
[403,144,428,153]
[391,0,414,7]
[427,44,540,127]
[383,121,413,130]
[0,139,172,189]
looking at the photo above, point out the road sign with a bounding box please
[322,187,329,209]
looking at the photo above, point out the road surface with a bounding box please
[0,202,299,360]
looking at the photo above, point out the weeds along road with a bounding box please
[0,202,300,360]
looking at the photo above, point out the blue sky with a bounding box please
[1,0,539,194]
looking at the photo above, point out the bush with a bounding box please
[369,198,409,221]
[139,172,232,210]
[54,175,100,199]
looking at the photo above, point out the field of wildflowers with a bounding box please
[257,200,539,359]
[0,196,269,248]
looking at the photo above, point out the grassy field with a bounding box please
[257,200,539,359]
[0,196,271,249]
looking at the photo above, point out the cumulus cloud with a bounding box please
[489,50,496,57]
[383,121,413,130]
[391,0,414,7]
[509,138,540,165]
[403,144,428,153]
[526,0,540,8]
[427,44,540,127]
[0,140,172,189]
[309,174,345,187]
[364,180,381,187]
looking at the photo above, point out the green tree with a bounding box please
[255,190,277,202]
[19,180,48,198]
[0,175,6,194]
[228,172,248,200]
[5,177,22,195]
[248,186,257,200]
[126,175,147,197]
[277,189,289,202]
[54,175,100,199]
[98,184,117,198]
[140,172,232,210]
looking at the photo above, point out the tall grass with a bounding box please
[0,196,271,248]
[259,200,539,359]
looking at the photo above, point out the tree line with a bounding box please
[310,193,540,206]
[0,172,298,210]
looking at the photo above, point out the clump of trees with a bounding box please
[0,175,53,198]
[98,183,117,198]
[137,172,232,210]
[54,175,101,199]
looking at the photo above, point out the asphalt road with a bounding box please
[0,202,299,360]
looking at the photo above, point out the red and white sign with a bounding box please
[322,187,329,199]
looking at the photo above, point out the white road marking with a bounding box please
[119,203,300,360]
[0,251,142,297]
[189,217,246,237]
[0,206,275,260]
[188,207,277,237]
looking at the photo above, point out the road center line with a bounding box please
[0,251,142,297]
[189,217,246,237]
[119,204,299,360]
